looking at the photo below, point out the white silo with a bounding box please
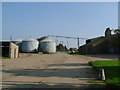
[22,37,39,52]
[12,37,22,51]
[40,38,56,53]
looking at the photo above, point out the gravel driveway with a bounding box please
[1,52,118,89]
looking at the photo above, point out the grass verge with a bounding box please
[57,51,70,53]
[0,57,10,59]
[89,60,120,89]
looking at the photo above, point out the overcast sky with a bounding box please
[2,2,118,48]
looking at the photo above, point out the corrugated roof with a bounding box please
[84,37,106,46]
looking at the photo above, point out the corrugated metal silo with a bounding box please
[22,38,39,52]
[40,38,56,53]
[12,38,22,51]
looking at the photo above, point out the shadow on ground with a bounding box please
[2,80,107,90]
[49,63,89,66]
[2,63,97,78]
[2,63,107,89]
[80,54,118,60]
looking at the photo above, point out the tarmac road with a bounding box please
[1,52,118,89]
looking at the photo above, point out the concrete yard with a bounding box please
[1,52,118,89]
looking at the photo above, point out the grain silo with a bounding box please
[40,38,56,53]
[22,37,39,52]
[12,37,22,51]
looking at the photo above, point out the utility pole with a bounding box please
[55,40,58,45]
[67,41,68,48]
[10,36,12,42]
[77,37,79,49]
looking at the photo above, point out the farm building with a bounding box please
[78,28,120,54]
[0,42,19,58]
[78,37,108,54]
[12,37,22,52]
[56,44,68,51]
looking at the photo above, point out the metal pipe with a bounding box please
[48,35,87,49]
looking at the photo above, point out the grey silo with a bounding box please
[22,37,39,52]
[12,38,22,51]
[40,38,56,53]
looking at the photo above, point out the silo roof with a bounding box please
[41,38,55,42]
[12,38,22,41]
[23,37,38,41]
